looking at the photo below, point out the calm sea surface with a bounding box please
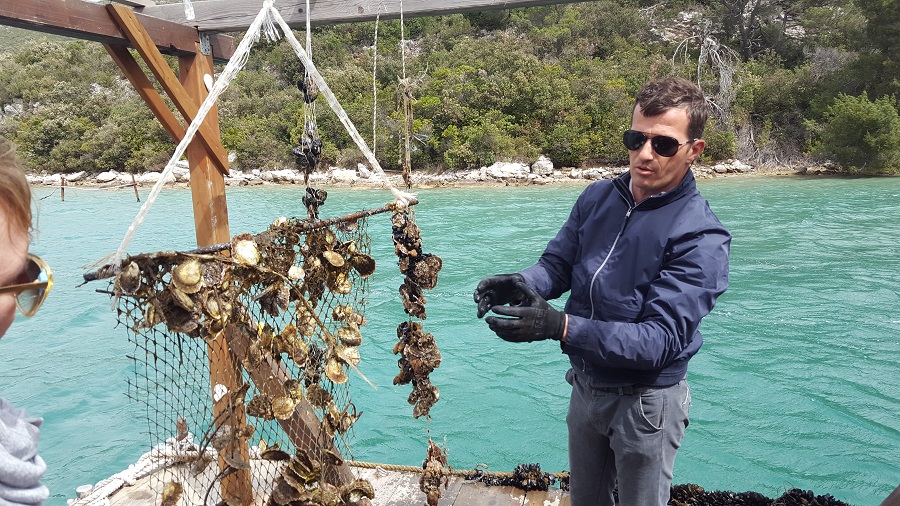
[3,176,899,505]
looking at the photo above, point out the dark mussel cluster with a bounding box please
[463,463,561,492]
[669,484,852,506]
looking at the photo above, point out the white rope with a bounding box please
[110,2,277,272]
[269,6,414,205]
[69,434,215,506]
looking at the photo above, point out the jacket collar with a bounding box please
[613,169,697,210]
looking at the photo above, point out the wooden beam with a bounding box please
[225,323,356,488]
[140,0,593,32]
[104,44,187,143]
[176,42,253,505]
[0,0,235,62]
[107,4,229,175]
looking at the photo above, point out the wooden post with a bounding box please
[882,484,900,506]
[179,47,253,505]
[131,173,140,202]
[61,176,66,202]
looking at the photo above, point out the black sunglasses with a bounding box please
[623,130,696,157]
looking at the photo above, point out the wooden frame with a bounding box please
[0,0,235,62]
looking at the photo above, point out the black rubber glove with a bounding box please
[485,281,566,343]
[474,273,527,318]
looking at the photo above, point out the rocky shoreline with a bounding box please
[26,157,836,190]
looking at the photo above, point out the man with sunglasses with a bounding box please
[475,78,730,506]
[0,139,51,505]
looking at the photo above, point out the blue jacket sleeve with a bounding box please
[564,226,731,370]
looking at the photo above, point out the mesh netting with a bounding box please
[95,195,426,505]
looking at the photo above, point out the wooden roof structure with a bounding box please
[0,1,585,503]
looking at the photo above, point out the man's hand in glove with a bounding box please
[473,273,528,318]
[485,281,568,343]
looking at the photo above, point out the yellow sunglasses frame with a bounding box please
[0,253,53,317]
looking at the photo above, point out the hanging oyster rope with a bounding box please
[391,210,443,419]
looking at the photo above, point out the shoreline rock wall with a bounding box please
[26,158,817,189]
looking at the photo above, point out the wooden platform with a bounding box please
[102,461,571,506]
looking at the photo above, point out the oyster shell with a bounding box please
[231,233,260,266]
[171,258,203,294]
[255,282,290,317]
[115,261,142,296]
[350,253,376,277]
[336,346,360,367]
[325,358,348,384]
[341,479,375,504]
[336,324,363,347]
[305,383,332,409]
[246,393,275,420]
[288,265,305,281]
[322,250,345,268]
[271,396,296,420]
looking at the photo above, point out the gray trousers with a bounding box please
[566,368,691,506]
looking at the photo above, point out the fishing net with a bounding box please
[87,193,442,505]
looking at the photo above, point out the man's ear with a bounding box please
[687,138,705,165]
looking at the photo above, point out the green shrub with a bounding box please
[701,119,737,162]
[810,92,900,172]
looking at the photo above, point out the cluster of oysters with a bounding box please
[390,210,443,420]
[264,447,374,506]
[110,216,377,503]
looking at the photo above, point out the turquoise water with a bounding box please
[3,176,898,505]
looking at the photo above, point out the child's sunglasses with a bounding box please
[623,129,696,157]
[0,253,53,317]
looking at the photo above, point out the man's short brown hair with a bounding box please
[0,137,32,237]
[634,77,708,140]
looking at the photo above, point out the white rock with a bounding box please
[138,172,176,184]
[172,166,191,182]
[330,168,358,183]
[265,169,299,182]
[96,171,119,183]
[356,163,372,179]
[531,155,554,176]
[64,171,86,182]
[486,161,529,179]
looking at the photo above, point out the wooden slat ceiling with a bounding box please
[140,0,593,32]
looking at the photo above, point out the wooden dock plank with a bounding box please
[524,487,570,506]
[437,475,467,505]
[99,462,569,506]
[377,471,425,506]
[451,482,526,506]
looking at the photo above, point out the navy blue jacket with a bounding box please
[520,170,730,387]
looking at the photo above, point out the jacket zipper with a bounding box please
[587,193,634,320]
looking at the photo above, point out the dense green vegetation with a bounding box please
[0,0,898,174]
